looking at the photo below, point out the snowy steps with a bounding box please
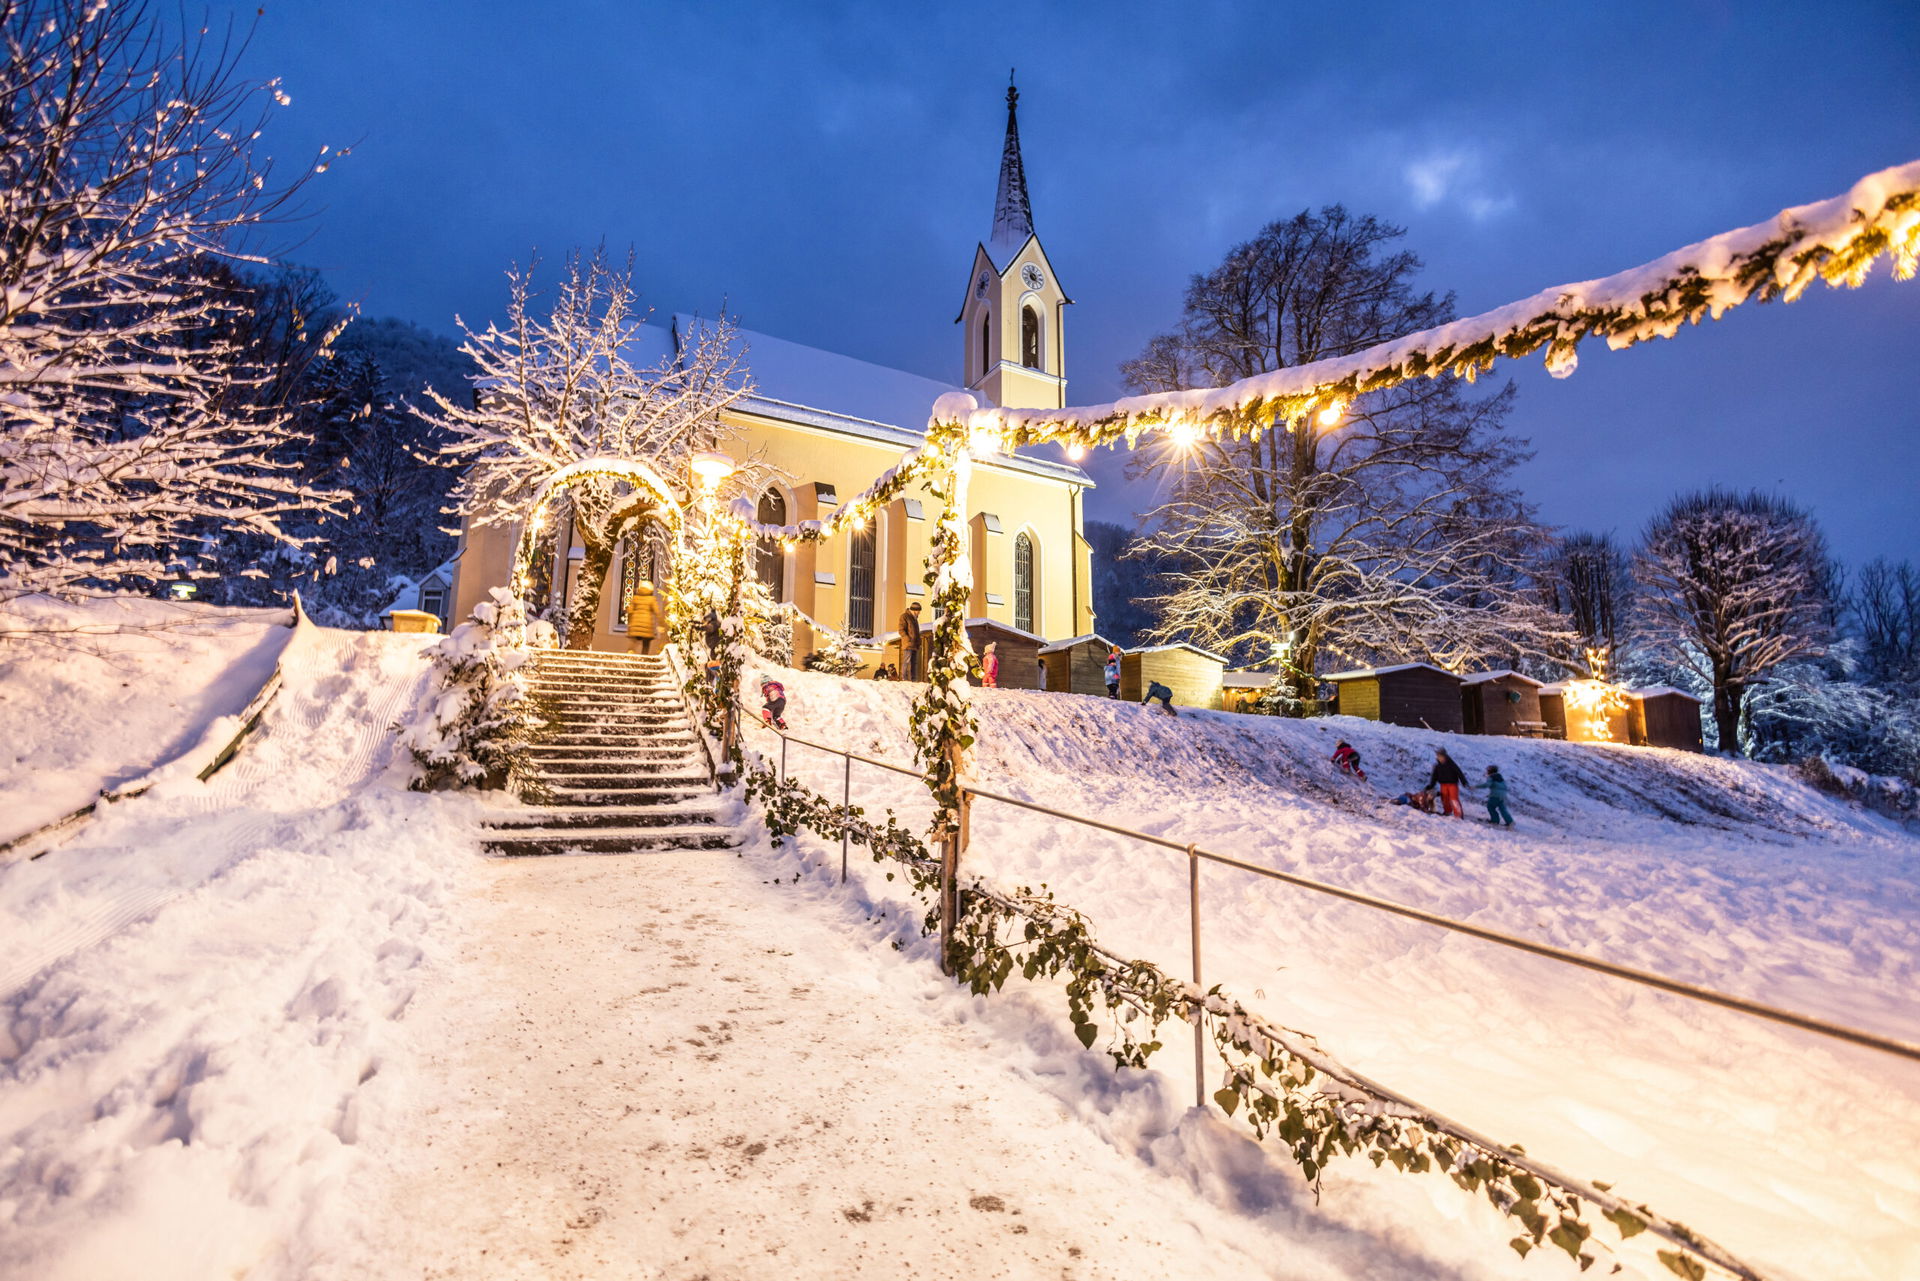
[484,650,738,857]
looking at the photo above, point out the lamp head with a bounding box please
[689,451,735,491]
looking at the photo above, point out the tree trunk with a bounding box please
[565,536,616,651]
[1711,667,1743,755]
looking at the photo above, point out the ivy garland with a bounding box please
[742,759,1766,1281]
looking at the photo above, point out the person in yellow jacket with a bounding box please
[625,580,662,655]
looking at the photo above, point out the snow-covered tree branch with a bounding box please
[425,247,750,649]
[1122,208,1567,706]
[0,0,340,604]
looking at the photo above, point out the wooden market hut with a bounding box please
[1120,643,1227,710]
[965,617,1045,690]
[1629,687,1705,751]
[1324,663,1464,733]
[1459,670,1547,737]
[1222,670,1279,714]
[1539,681,1632,744]
[1038,633,1119,696]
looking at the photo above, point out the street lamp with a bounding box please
[689,450,736,492]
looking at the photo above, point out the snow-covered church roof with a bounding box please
[653,314,1091,488]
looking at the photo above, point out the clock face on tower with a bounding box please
[975,271,990,299]
[1021,263,1045,291]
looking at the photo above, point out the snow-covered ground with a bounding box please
[750,664,1920,1281]
[4,620,1917,1280]
[0,596,293,841]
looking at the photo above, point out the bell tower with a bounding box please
[957,75,1069,410]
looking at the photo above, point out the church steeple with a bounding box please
[989,72,1033,260]
[959,74,1066,410]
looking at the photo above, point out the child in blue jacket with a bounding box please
[1484,765,1513,827]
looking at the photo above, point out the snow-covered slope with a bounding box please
[0,623,478,1281]
[0,596,293,841]
[754,664,1920,1281]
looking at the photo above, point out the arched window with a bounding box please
[1020,305,1041,369]
[847,522,877,637]
[754,488,786,604]
[1013,531,1036,634]
[980,312,992,378]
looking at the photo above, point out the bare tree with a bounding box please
[0,0,335,604]
[427,247,750,648]
[1547,531,1628,670]
[1633,489,1832,753]
[1852,557,1920,688]
[1123,206,1561,708]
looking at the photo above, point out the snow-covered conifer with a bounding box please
[396,587,541,790]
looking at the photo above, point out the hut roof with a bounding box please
[1037,632,1117,655]
[1222,670,1279,688]
[1460,669,1545,686]
[1127,642,1228,663]
[1323,661,1458,682]
[1631,685,1704,702]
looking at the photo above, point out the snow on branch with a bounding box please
[967,159,1920,445]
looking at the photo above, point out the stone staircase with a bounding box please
[482,649,739,856]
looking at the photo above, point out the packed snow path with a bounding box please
[342,840,1520,1280]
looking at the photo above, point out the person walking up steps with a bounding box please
[1426,747,1469,818]
[1104,645,1122,698]
[1484,765,1513,827]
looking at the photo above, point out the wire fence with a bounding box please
[763,724,1920,1083]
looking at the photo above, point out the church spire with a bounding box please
[989,71,1033,260]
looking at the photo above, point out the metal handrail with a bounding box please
[764,724,1920,1065]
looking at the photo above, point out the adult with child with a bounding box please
[1426,747,1470,818]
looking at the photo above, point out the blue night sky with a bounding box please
[234,0,1918,567]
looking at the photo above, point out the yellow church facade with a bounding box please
[449,81,1096,669]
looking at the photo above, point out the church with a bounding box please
[448,83,1096,676]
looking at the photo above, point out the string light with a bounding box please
[1066,442,1087,462]
[1316,399,1346,428]
[1167,421,1202,449]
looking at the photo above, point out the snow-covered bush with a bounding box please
[395,588,540,791]
[1799,756,1918,821]
[802,635,861,676]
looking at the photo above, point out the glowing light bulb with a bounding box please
[1316,400,1345,428]
[1167,421,1201,449]
[1066,442,1087,461]
[851,514,866,531]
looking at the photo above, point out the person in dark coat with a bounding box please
[1426,748,1469,818]
[701,608,723,661]
[898,602,923,680]
[1141,680,1175,714]
[1484,765,1513,827]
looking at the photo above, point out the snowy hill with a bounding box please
[753,663,1920,1281]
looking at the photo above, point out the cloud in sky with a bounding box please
[1403,147,1515,222]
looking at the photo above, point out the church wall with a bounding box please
[447,414,1090,661]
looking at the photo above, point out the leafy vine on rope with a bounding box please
[742,759,1764,1281]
